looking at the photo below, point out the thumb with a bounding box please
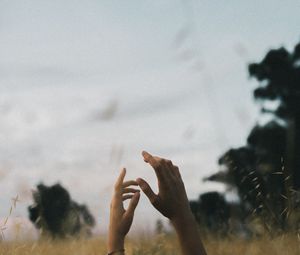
[136,178,158,204]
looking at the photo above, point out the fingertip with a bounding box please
[119,168,126,177]
[142,150,151,160]
[136,178,145,185]
[116,167,126,186]
[136,179,150,193]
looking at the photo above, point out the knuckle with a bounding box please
[143,187,150,194]
[124,213,133,220]
[173,166,181,176]
[157,158,164,164]
[166,160,172,165]
[152,161,160,169]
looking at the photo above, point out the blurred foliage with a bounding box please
[28,183,95,239]
[191,41,300,235]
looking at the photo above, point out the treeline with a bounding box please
[190,41,300,235]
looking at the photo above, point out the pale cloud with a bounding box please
[0,0,299,235]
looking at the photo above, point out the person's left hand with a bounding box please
[108,168,140,253]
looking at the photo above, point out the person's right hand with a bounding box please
[136,151,192,222]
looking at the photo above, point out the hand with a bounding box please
[108,168,140,253]
[137,151,207,255]
[136,151,191,222]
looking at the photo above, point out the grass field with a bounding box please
[1,233,299,255]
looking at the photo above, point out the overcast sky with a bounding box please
[0,0,300,236]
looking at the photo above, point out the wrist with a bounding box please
[107,249,125,255]
[170,210,196,229]
[108,235,125,253]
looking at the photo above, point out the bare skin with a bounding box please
[137,151,207,255]
[108,152,207,255]
[108,168,140,254]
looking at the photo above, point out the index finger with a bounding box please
[114,168,126,192]
[142,151,166,181]
[142,151,160,169]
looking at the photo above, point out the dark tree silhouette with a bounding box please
[249,44,300,189]
[28,183,96,239]
[189,192,230,234]
[200,42,300,232]
[208,123,288,229]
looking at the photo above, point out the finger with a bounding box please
[123,180,138,188]
[142,151,171,168]
[125,192,140,216]
[123,188,140,194]
[136,178,158,205]
[142,151,159,168]
[122,194,134,201]
[114,168,126,192]
[165,159,173,167]
[142,151,166,181]
[173,165,182,179]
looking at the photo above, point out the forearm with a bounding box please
[171,212,207,255]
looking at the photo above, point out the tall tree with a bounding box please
[204,42,300,231]
[249,43,300,189]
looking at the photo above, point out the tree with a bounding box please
[249,44,300,189]
[204,42,300,232]
[28,183,96,239]
[189,192,231,234]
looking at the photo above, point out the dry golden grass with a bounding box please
[1,233,300,255]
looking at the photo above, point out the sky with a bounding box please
[0,0,300,237]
